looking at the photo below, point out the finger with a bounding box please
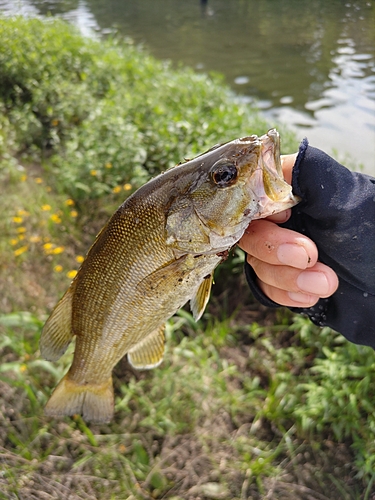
[266,208,291,223]
[258,280,321,308]
[248,258,339,299]
[280,153,297,184]
[239,220,318,269]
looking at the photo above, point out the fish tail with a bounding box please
[45,373,114,423]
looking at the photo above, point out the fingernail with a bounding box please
[277,244,309,268]
[288,291,316,304]
[297,271,329,295]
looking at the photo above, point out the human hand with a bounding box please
[238,154,339,308]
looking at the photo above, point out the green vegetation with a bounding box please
[0,16,374,499]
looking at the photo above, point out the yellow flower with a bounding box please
[54,265,63,273]
[112,186,121,194]
[18,234,25,241]
[35,177,43,184]
[105,162,112,169]
[19,364,27,373]
[123,183,132,191]
[41,204,52,211]
[67,270,78,279]
[50,214,62,224]
[12,216,23,224]
[75,255,85,263]
[20,174,27,182]
[64,199,75,206]
[51,246,65,255]
[43,242,53,251]
[70,210,78,218]
[10,238,19,246]
[17,227,26,233]
[14,245,28,257]
[90,170,98,176]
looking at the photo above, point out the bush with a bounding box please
[0,16,297,201]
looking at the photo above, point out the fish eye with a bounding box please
[211,160,238,187]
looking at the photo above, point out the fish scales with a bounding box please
[40,129,299,423]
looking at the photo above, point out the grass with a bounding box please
[0,15,374,500]
[1,309,374,499]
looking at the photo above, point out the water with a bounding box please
[1,0,374,174]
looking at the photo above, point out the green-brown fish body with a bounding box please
[40,129,299,423]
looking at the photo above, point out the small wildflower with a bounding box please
[35,177,43,184]
[70,210,78,218]
[54,265,63,273]
[14,245,28,257]
[123,183,132,191]
[118,444,126,453]
[105,162,112,169]
[20,174,27,182]
[51,119,59,127]
[10,238,19,246]
[112,186,121,194]
[12,216,23,224]
[67,270,78,279]
[16,227,26,234]
[43,242,53,251]
[41,204,52,211]
[51,246,65,255]
[75,255,85,263]
[19,364,27,373]
[64,199,75,206]
[90,170,98,176]
[18,234,25,241]
[50,214,62,224]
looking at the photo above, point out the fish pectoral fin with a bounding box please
[127,325,165,370]
[190,272,214,321]
[44,374,114,424]
[136,255,189,294]
[40,286,75,361]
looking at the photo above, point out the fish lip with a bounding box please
[260,128,282,177]
[244,128,300,218]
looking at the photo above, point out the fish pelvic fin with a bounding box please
[40,287,74,362]
[190,272,213,321]
[128,325,165,370]
[45,374,114,424]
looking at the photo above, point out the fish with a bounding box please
[40,128,299,423]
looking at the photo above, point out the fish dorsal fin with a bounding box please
[190,272,213,321]
[127,325,165,370]
[40,286,74,362]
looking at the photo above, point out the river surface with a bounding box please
[1,0,375,174]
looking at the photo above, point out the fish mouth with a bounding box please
[249,129,300,219]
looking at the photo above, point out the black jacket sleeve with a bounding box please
[244,138,375,347]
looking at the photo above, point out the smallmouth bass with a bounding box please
[40,129,299,423]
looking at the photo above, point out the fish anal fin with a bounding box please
[190,272,213,321]
[128,325,165,370]
[40,286,74,362]
[45,374,114,424]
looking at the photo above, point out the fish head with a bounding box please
[166,129,299,254]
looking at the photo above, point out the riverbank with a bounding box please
[0,17,374,499]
